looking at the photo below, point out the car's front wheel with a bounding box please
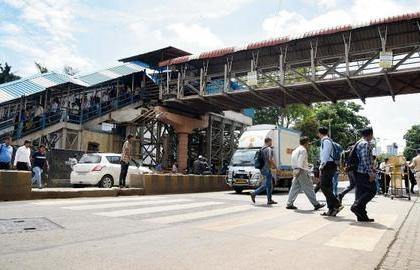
[99,175,114,188]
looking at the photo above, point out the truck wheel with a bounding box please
[234,187,244,194]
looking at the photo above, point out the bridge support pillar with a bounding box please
[155,106,208,173]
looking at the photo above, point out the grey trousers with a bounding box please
[287,171,319,206]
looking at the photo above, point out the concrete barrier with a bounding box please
[0,170,32,201]
[130,174,229,195]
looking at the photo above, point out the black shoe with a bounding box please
[351,205,363,220]
[336,204,344,214]
[321,209,333,216]
[250,193,256,203]
[286,205,298,210]
[314,203,325,211]
[357,217,375,222]
[267,200,278,205]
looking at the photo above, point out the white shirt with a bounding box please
[13,146,31,167]
[291,145,309,172]
[379,162,390,174]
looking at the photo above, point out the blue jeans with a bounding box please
[32,166,43,188]
[332,171,339,196]
[252,169,272,202]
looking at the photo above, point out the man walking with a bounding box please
[0,136,13,170]
[119,134,135,188]
[409,149,420,190]
[14,140,32,171]
[286,136,325,210]
[318,127,342,216]
[351,127,376,222]
[32,145,48,189]
[250,137,278,205]
[337,143,358,203]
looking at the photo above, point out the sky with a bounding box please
[0,0,419,151]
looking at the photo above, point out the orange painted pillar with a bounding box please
[177,133,189,173]
[155,106,208,173]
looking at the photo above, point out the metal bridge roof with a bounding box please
[0,72,88,103]
[159,11,420,67]
[78,61,147,86]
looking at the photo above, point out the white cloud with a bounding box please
[263,0,420,37]
[0,22,22,34]
[167,23,224,51]
[1,0,93,75]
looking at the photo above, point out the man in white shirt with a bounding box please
[286,136,325,210]
[379,158,391,194]
[14,140,32,171]
[409,149,420,184]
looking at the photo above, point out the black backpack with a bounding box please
[344,141,360,172]
[254,147,267,170]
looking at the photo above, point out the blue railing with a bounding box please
[0,93,142,140]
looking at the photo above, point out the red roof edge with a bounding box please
[159,11,420,67]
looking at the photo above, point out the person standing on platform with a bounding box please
[14,140,32,171]
[318,127,343,217]
[32,145,48,189]
[286,136,325,210]
[351,127,376,222]
[0,136,13,170]
[250,137,278,205]
[119,134,134,188]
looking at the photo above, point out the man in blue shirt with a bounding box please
[351,127,376,222]
[0,136,13,170]
[318,127,342,216]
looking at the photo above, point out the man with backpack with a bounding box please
[318,127,343,216]
[250,137,278,205]
[351,127,376,222]
[0,136,13,170]
[337,142,359,203]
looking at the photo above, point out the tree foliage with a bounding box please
[403,125,420,161]
[34,62,48,74]
[253,104,311,128]
[0,62,20,84]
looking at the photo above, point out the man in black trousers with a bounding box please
[351,127,376,222]
[318,127,343,217]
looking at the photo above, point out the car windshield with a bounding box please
[78,155,101,164]
[230,149,258,166]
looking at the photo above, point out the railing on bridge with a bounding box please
[0,93,144,141]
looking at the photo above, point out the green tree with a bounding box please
[403,125,420,161]
[0,62,20,84]
[253,104,311,128]
[34,62,48,73]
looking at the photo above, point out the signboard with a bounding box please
[379,51,393,69]
[247,71,258,86]
[101,122,115,132]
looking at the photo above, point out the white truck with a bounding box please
[226,124,300,193]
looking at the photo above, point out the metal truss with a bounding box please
[160,22,420,114]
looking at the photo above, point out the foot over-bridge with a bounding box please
[159,12,420,114]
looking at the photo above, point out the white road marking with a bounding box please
[62,199,192,210]
[146,205,251,224]
[325,214,397,251]
[196,209,286,231]
[260,216,331,240]
[95,202,224,217]
[31,196,164,206]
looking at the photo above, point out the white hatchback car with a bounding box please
[70,153,152,188]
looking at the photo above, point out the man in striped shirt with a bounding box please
[351,127,376,222]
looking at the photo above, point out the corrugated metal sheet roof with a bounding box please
[78,61,146,86]
[159,11,420,66]
[0,71,88,103]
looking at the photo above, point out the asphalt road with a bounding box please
[0,187,415,270]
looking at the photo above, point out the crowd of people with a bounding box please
[250,126,420,222]
[0,84,143,139]
[0,136,49,189]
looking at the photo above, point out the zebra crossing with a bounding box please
[30,195,398,252]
